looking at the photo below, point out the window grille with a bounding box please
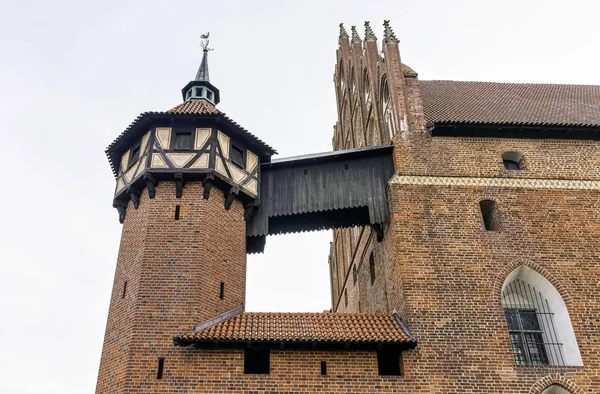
[502,279,565,366]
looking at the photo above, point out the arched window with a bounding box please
[502,151,524,170]
[479,200,500,231]
[501,266,582,366]
[542,386,570,394]
[363,68,371,106]
[380,76,395,140]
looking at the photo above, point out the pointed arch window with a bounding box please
[363,69,371,107]
[381,76,395,140]
[501,266,582,367]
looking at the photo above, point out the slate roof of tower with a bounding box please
[174,311,415,345]
[106,100,277,176]
[420,80,600,127]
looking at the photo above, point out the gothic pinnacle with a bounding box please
[383,20,400,43]
[350,26,361,43]
[364,21,377,42]
[339,23,349,42]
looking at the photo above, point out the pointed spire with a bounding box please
[383,20,400,43]
[350,26,361,43]
[364,21,377,42]
[339,23,349,42]
[181,33,220,105]
[195,49,210,82]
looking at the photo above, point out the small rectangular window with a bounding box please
[156,358,165,379]
[377,349,401,376]
[320,361,327,375]
[219,282,225,300]
[129,144,141,167]
[174,132,193,150]
[230,145,244,168]
[344,289,348,307]
[122,281,127,299]
[353,265,357,285]
[244,348,270,374]
[174,205,181,220]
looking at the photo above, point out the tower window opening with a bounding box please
[369,253,375,285]
[479,200,500,231]
[174,132,193,151]
[303,169,308,175]
[353,265,357,285]
[219,282,225,299]
[344,163,349,170]
[502,151,524,170]
[320,361,327,375]
[174,205,181,220]
[156,358,165,379]
[230,145,244,168]
[344,288,348,307]
[193,87,204,97]
[244,348,270,374]
[207,90,214,101]
[129,144,141,167]
[122,281,127,299]
[377,349,401,376]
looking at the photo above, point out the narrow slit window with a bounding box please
[244,348,270,374]
[479,200,500,231]
[320,361,327,375]
[156,358,165,379]
[344,288,348,307]
[122,281,127,299]
[174,205,181,220]
[219,282,225,300]
[369,253,375,285]
[174,132,193,150]
[353,265,357,285]
[377,349,401,376]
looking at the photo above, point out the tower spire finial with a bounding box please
[364,21,377,42]
[195,32,213,82]
[339,23,349,42]
[383,20,400,43]
[350,26,361,43]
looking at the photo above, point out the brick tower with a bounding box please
[96,34,275,393]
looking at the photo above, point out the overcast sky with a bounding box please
[1,0,599,392]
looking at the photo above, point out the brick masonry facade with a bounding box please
[330,23,600,393]
[97,23,600,393]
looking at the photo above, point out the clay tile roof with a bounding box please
[420,80,600,127]
[175,312,415,345]
[166,99,220,115]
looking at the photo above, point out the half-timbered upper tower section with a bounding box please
[333,21,419,151]
[105,35,276,223]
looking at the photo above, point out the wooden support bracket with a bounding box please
[144,173,157,199]
[174,172,184,199]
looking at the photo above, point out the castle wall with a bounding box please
[96,182,247,393]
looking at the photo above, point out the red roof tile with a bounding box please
[420,80,600,127]
[175,311,415,345]
[167,99,220,115]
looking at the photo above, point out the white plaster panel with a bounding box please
[190,153,209,168]
[115,178,126,193]
[140,131,151,154]
[227,162,247,184]
[245,178,258,195]
[120,150,130,173]
[151,153,168,168]
[246,150,258,172]
[135,155,146,177]
[215,157,229,178]
[195,128,211,150]
[167,152,195,168]
[124,166,137,183]
[218,131,230,158]
[156,128,172,149]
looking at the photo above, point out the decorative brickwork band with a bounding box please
[390,175,600,190]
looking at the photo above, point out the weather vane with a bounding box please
[200,32,213,52]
